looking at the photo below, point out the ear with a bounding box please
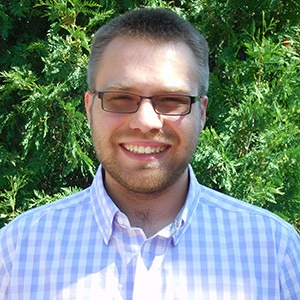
[200,96,208,130]
[85,91,94,126]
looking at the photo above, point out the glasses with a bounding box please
[93,91,202,116]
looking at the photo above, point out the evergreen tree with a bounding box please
[1,0,299,231]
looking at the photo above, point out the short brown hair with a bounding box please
[87,8,209,95]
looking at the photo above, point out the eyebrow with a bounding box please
[102,82,194,95]
[103,82,131,90]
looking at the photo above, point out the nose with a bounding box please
[129,99,163,132]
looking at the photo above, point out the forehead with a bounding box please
[95,36,199,93]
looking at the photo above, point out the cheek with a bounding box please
[90,110,110,144]
[90,111,127,147]
[173,117,201,150]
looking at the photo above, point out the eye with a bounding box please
[102,92,140,113]
[157,95,189,105]
[106,93,136,102]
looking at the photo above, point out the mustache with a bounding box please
[111,128,176,144]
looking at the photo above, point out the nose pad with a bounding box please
[129,99,163,132]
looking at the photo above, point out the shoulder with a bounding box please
[0,187,91,242]
[197,184,299,242]
[199,185,288,223]
[188,166,299,239]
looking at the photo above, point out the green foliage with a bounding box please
[1,0,299,232]
[0,0,107,227]
[192,9,300,231]
[0,175,27,224]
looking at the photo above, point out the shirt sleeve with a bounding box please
[0,259,9,300]
[280,228,300,299]
[0,224,15,299]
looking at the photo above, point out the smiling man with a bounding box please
[84,34,207,237]
[0,8,299,299]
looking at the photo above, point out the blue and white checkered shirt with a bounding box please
[1,165,299,299]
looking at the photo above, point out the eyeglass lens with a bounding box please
[99,92,192,115]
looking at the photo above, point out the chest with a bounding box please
[9,226,280,299]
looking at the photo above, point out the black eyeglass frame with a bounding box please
[93,90,202,116]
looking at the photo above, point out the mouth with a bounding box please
[122,144,168,154]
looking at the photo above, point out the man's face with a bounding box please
[85,36,207,194]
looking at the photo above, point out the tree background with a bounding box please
[0,0,299,231]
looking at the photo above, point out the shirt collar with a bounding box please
[171,164,201,245]
[90,165,201,245]
[90,166,119,245]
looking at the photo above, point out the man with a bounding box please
[0,8,299,299]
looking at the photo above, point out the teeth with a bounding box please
[123,144,166,154]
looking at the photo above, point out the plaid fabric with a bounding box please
[1,166,299,299]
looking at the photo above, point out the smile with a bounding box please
[122,144,167,154]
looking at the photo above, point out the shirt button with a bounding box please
[117,216,125,225]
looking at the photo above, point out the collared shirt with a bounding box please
[0,165,299,299]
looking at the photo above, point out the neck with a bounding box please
[104,168,189,238]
